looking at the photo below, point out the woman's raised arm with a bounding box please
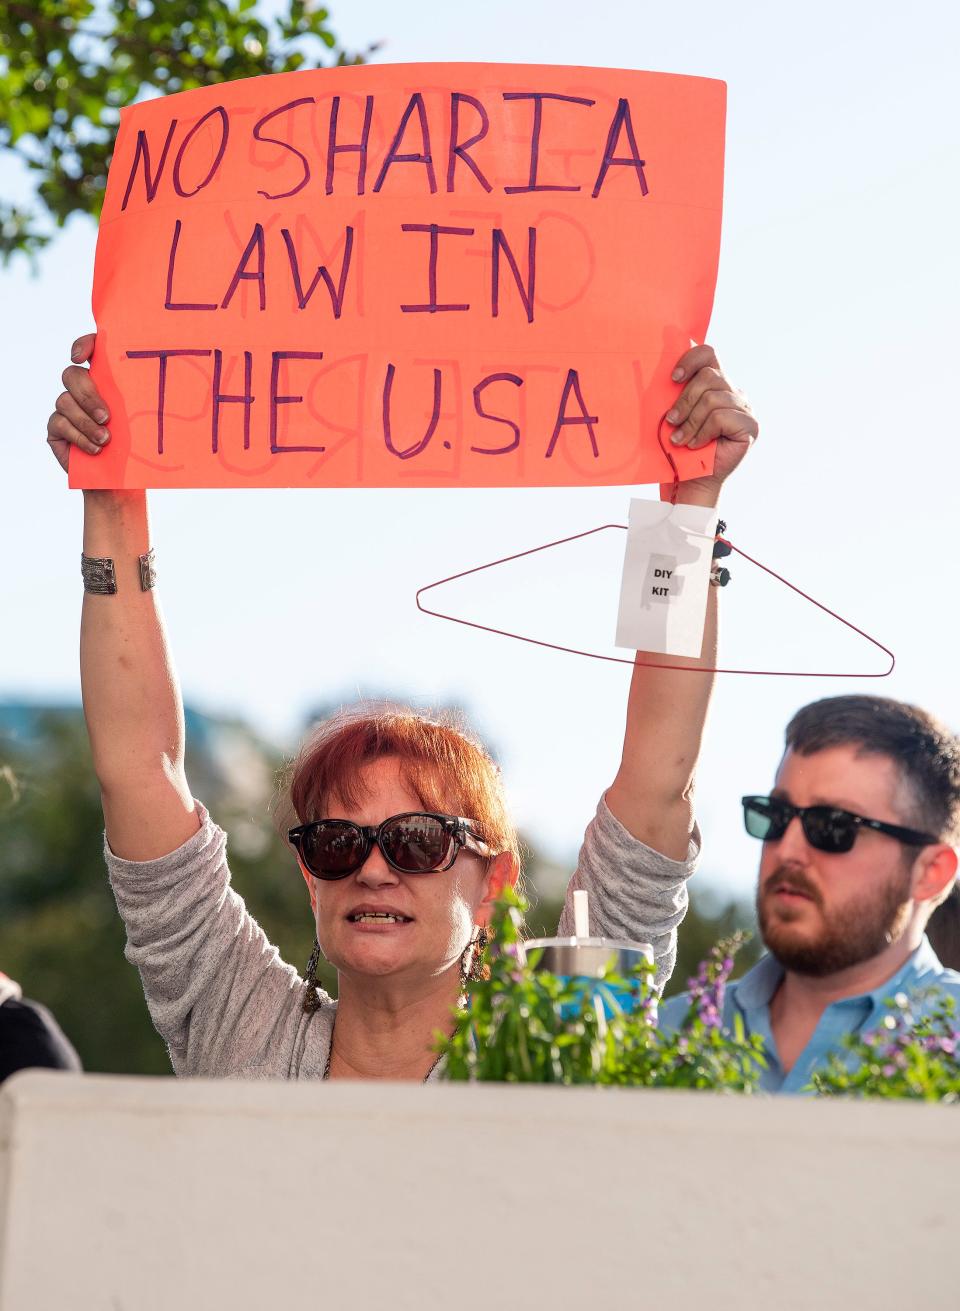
[49,333,199,860]
[558,345,757,986]
[604,343,758,860]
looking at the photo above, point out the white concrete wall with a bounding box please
[1,1070,957,1311]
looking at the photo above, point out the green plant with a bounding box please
[810,989,960,1102]
[0,0,369,263]
[437,888,766,1092]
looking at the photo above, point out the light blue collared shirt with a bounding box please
[658,937,960,1094]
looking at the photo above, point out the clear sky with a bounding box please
[3,0,958,896]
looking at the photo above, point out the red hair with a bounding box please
[276,703,523,878]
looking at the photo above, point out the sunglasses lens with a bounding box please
[802,808,857,854]
[300,822,366,878]
[743,797,783,841]
[380,815,453,873]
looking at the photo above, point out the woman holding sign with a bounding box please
[46,335,756,1080]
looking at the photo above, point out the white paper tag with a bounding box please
[615,498,718,657]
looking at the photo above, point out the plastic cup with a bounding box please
[520,936,654,1018]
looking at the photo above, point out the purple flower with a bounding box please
[700,1004,721,1029]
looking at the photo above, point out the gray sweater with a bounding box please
[105,797,699,1079]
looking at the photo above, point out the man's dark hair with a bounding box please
[785,696,960,843]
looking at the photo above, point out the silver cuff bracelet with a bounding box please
[81,549,156,594]
[139,547,157,591]
[80,553,117,595]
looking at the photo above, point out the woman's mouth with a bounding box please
[346,911,413,926]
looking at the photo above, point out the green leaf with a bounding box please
[0,0,366,261]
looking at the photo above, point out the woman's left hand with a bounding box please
[664,343,759,504]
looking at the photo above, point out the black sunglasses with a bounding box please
[288,811,491,880]
[741,795,940,855]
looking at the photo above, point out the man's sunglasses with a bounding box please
[288,811,491,880]
[741,795,940,855]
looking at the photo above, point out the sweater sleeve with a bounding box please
[557,794,699,993]
[105,802,320,1076]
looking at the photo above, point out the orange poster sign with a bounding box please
[71,63,726,490]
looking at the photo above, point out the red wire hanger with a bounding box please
[415,418,895,679]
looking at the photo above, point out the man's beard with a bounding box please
[756,863,914,977]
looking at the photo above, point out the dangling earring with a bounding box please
[302,938,322,1014]
[462,926,489,985]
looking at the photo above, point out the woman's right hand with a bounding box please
[47,333,110,472]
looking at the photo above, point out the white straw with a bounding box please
[573,889,590,940]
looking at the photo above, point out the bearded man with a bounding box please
[659,696,960,1093]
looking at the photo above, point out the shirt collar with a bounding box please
[733,936,945,1018]
[901,934,943,980]
[732,953,784,1012]
[862,934,944,1004]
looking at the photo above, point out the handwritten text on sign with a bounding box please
[72,64,726,490]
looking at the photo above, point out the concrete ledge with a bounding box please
[2,1071,957,1310]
